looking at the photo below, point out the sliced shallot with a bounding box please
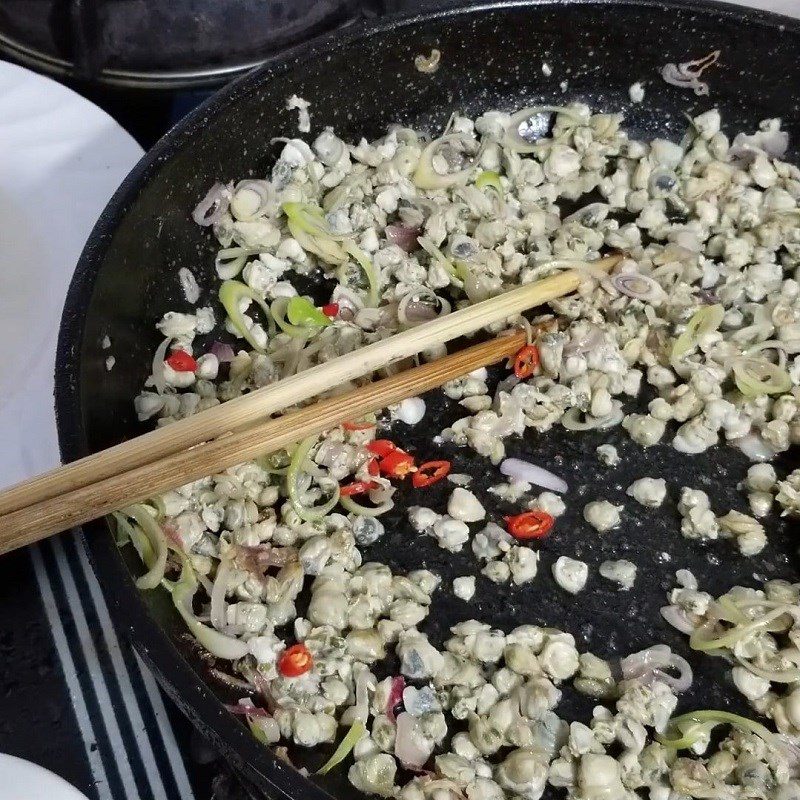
[225,701,271,717]
[621,644,693,693]
[148,337,172,394]
[661,605,697,635]
[192,182,230,226]
[610,273,665,303]
[209,341,235,363]
[661,50,720,96]
[500,458,568,494]
[386,224,421,252]
[386,675,406,723]
[394,712,431,769]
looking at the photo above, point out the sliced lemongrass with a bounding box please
[322,171,366,212]
[292,224,349,265]
[413,134,476,190]
[735,656,800,684]
[287,436,340,521]
[149,336,172,394]
[671,304,724,359]
[112,510,155,565]
[282,202,346,240]
[745,340,789,369]
[713,596,750,624]
[283,201,349,264]
[111,511,134,546]
[733,358,792,397]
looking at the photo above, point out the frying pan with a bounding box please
[54,1,800,797]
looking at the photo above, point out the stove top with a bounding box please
[0,0,440,91]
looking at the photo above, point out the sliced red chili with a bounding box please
[379,449,416,478]
[342,420,377,431]
[366,439,397,458]
[412,460,451,488]
[513,344,540,379]
[504,510,554,540]
[277,643,313,677]
[321,303,339,318]
[165,349,197,372]
[340,481,376,497]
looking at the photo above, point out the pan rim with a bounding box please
[54,0,800,795]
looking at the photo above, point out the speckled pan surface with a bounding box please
[55,1,800,797]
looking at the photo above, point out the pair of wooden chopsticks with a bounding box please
[0,257,620,555]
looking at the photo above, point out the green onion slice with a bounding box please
[475,170,504,198]
[339,495,394,517]
[690,605,795,652]
[270,297,313,339]
[286,296,332,328]
[168,557,249,660]
[219,280,274,353]
[118,504,168,590]
[413,134,475,190]
[339,241,381,307]
[658,710,775,751]
[317,720,366,775]
[287,436,340,521]
[417,236,465,283]
[282,202,349,265]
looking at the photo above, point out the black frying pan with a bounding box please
[54,2,800,798]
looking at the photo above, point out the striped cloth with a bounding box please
[31,534,196,800]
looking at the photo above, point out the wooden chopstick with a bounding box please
[0,331,527,554]
[0,257,620,518]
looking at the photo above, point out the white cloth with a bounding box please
[0,60,143,488]
[729,0,799,15]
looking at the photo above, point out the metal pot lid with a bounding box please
[0,0,366,89]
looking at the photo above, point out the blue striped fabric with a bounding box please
[31,535,195,800]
